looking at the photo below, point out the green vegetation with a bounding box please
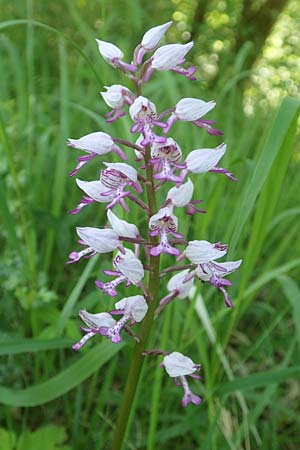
[0,1,299,449]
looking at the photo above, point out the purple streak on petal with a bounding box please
[106,110,126,123]
[112,144,128,160]
[136,46,146,65]
[130,122,140,133]
[193,119,223,135]
[188,373,201,380]
[209,167,238,182]
[117,60,137,72]
[152,120,168,128]
[103,269,120,276]
[176,253,186,262]
[99,326,109,336]
[143,66,153,82]
[163,115,177,134]
[219,286,233,308]
[173,377,181,387]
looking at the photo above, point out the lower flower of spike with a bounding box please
[67,227,120,264]
[100,295,148,343]
[161,351,202,407]
[95,249,144,297]
[192,259,242,308]
[149,207,182,256]
[72,311,117,350]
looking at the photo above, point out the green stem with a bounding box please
[111,147,161,450]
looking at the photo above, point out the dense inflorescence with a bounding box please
[67,21,242,407]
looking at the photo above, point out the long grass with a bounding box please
[0,1,300,449]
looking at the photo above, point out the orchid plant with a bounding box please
[67,21,242,449]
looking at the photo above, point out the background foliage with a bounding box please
[0,1,300,449]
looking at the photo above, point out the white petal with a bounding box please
[141,21,172,50]
[151,137,182,162]
[67,132,114,155]
[96,39,123,62]
[76,179,114,202]
[186,144,226,174]
[175,98,216,121]
[129,96,157,121]
[185,240,227,264]
[103,162,138,182]
[149,207,178,230]
[114,249,144,284]
[217,259,242,274]
[76,227,119,253]
[79,310,116,328]
[167,178,194,207]
[152,42,193,71]
[134,135,144,159]
[163,352,198,377]
[107,210,139,238]
[167,269,194,299]
[100,84,132,109]
[115,295,148,322]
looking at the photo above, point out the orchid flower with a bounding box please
[161,352,202,407]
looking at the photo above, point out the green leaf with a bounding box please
[16,426,70,450]
[0,341,125,407]
[228,97,300,256]
[278,275,300,352]
[0,428,16,450]
[218,366,300,396]
[0,338,73,356]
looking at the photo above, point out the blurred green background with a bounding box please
[0,0,300,449]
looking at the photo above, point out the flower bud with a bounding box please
[67,132,114,155]
[174,98,216,121]
[141,21,172,50]
[76,227,119,253]
[185,240,228,264]
[100,84,134,109]
[152,42,194,71]
[167,178,194,207]
[96,39,124,64]
[185,144,226,174]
